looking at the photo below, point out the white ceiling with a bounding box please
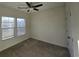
[0,2,65,13]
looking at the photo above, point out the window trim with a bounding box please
[0,16,26,40]
[1,16,15,40]
[16,18,26,36]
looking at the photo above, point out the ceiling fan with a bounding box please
[18,2,43,12]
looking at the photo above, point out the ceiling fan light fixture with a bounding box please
[18,2,43,13]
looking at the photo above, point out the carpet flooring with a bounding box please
[0,38,70,57]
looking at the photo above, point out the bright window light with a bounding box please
[1,16,15,40]
[17,18,25,36]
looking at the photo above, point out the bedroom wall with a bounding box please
[0,5,30,51]
[30,6,67,47]
[65,2,79,57]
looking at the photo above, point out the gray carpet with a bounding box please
[0,38,70,57]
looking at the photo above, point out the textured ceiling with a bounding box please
[0,2,65,13]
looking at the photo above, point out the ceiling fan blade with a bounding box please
[33,4,43,7]
[18,7,28,9]
[26,2,31,8]
[34,8,39,11]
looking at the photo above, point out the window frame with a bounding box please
[0,16,26,40]
[1,16,15,40]
[16,18,26,36]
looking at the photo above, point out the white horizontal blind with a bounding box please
[1,16,15,40]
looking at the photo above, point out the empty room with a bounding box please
[0,2,79,57]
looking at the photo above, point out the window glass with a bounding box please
[1,23,14,28]
[17,18,25,36]
[1,16,26,40]
[1,16,14,40]
[17,18,25,27]
[17,28,25,36]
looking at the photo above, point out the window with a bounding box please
[1,16,26,40]
[17,18,25,36]
[1,16,15,40]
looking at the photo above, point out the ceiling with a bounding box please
[0,2,65,13]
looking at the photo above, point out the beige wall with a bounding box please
[65,2,79,57]
[30,6,67,47]
[66,3,79,57]
[0,5,30,51]
[0,3,79,57]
